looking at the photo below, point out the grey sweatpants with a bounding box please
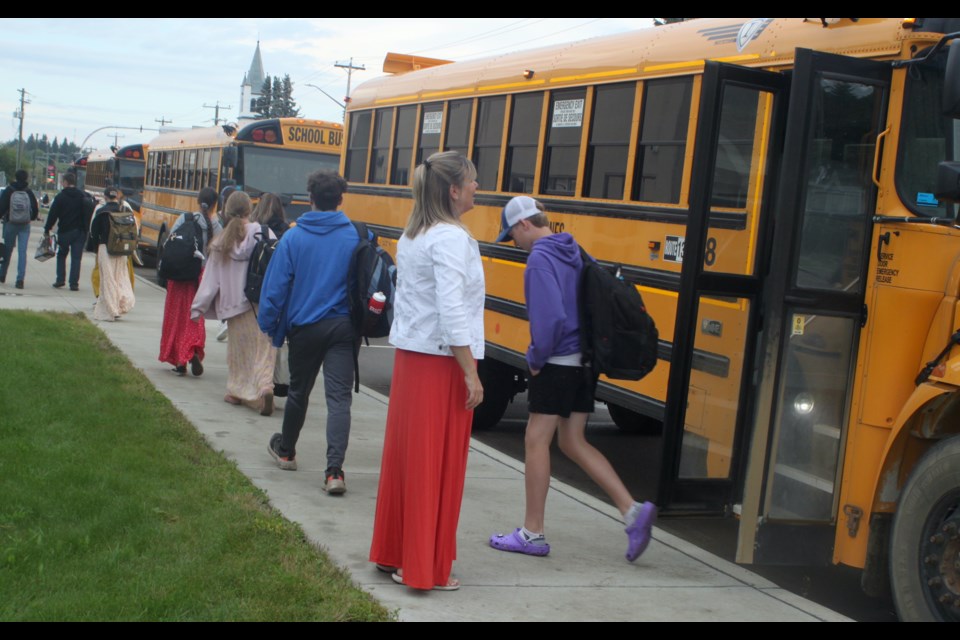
[278,316,355,470]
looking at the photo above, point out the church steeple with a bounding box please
[240,40,267,121]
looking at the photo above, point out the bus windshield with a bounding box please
[237,146,340,197]
[898,49,960,217]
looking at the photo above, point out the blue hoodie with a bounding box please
[525,232,583,371]
[257,210,359,347]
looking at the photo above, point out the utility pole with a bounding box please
[111,132,125,148]
[335,58,365,121]
[14,88,30,170]
[155,116,173,128]
[203,101,232,126]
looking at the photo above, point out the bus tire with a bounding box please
[154,229,167,279]
[890,435,960,622]
[471,359,521,431]
[607,403,663,436]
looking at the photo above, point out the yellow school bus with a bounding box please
[341,18,960,620]
[75,144,147,217]
[140,118,342,259]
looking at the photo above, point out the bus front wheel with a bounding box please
[890,435,960,621]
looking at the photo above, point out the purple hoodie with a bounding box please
[525,232,583,371]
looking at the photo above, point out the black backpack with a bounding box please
[347,221,397,391]
[244,224,279,305]
[159,214,204,282]
[577,246,659,381]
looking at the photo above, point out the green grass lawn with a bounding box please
[0,310,392,621]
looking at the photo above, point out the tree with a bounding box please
[254,77,273,117]
[281,75,300,118]
[253,74,300,118]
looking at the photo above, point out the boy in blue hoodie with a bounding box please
[258,170,356,495]
[489,196,657,562]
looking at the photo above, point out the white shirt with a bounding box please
[389,222,485,359]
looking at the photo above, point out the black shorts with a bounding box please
[527,363,596,418]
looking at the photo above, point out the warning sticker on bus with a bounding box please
[664,235,685,263]
[552,99,584,128]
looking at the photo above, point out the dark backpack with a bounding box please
[8,190,31,224]
[578,246,659,381]
[244,224,279,305]
[347,221,397,391]
[106,210,138,256]
[159,214,204,282]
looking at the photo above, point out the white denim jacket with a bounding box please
[389,222,485,359]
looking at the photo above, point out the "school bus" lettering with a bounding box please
[286,127,344,147]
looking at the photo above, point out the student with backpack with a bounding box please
[0,169,40,289]
[158,187,221,376]
[44,172,93,292]
[258,170,360,495]
[488,196,657,563]
[87,187,135,322]
[191,191,276,415]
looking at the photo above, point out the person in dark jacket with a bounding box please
[0,169,40,289]
[44,172,94,291]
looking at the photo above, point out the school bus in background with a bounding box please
[74,144,148,213]
[140,117,342,262]
[341,18,960,620]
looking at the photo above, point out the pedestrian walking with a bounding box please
[158,187,221,376]
[87,187,135,322]
[0,169,40,289]
[488,196,657,562]
[191,191,277,415]
[44,172,94,291]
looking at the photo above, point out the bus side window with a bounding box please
[345,111,372,183]
[445,99,473,160]
[417,102,443,166]
[473,96,506,191]
[633,77,693,205]
[391,106,417,186]
[370,108,394,184]
[504,92,544,194]
[711,85,761,209]
[584,83,635,200]
[542,89,586,197]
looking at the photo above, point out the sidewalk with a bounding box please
[0,223,849,621]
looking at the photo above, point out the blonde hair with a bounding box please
[404,151,477,239]
[213,191,252,253]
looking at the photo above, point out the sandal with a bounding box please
[489,528,550,557]
[259,392,274,417]
[172,365,187,376]
[391,570,460,591]
[224,394,242,405]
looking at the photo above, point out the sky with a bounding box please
[1,18,656,155]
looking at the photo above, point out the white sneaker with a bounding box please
[216,321,228,342]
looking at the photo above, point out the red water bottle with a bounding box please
[363,292,387,334]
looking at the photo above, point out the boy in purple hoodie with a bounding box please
[489,196,657,562]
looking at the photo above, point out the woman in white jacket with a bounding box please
[191,191,277,415]
[369,151,484,591]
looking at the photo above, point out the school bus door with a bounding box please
[658,62,787,512]
[736,50,891,565]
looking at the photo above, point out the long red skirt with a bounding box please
[369,349,474,590]
[158,279,205,367]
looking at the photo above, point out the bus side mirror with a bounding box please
[222,147,238,169]
[943,42,960,118]
[935,162,960,204]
